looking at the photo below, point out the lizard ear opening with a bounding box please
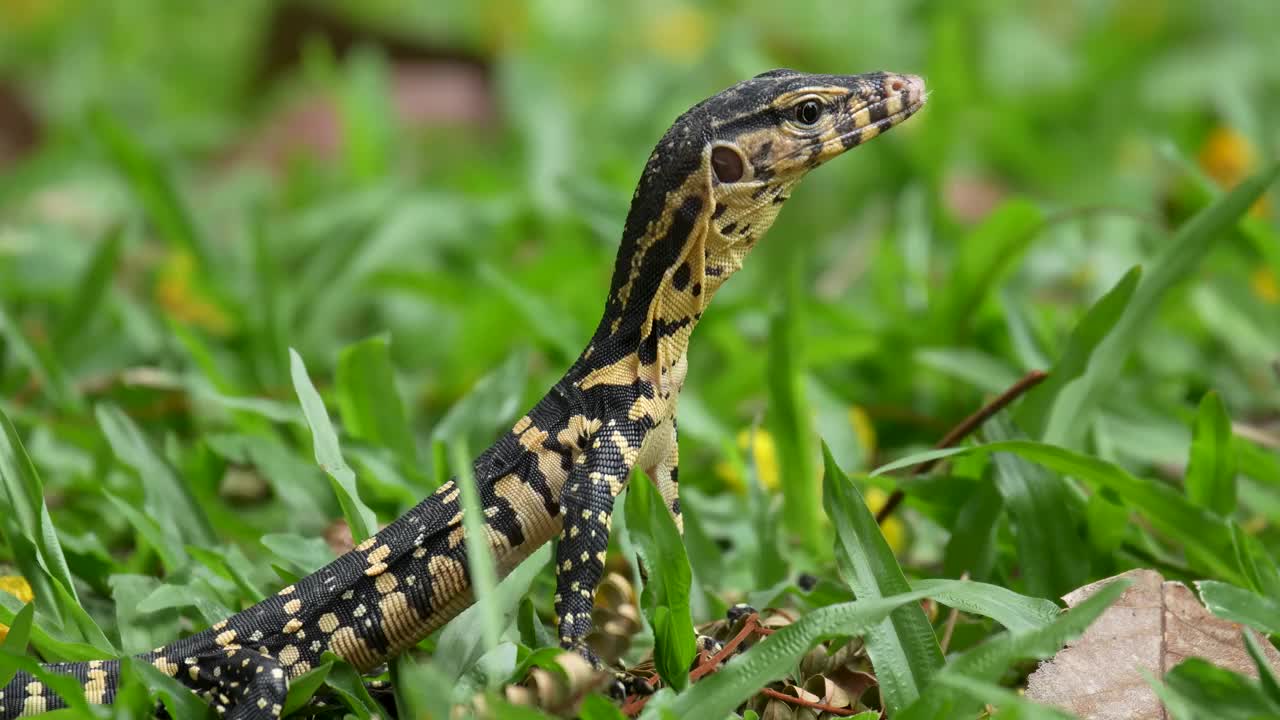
[711,145,745,183]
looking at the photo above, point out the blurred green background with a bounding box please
[1,0,1278,667]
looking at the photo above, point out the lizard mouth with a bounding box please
[773,75,927,166]
[833,75,927,150]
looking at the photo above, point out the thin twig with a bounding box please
[939,572,969,654]
[876,370,1048,525]
[690,614,760,681]
[760,686,859,716]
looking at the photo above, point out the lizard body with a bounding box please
[1,69,925,719]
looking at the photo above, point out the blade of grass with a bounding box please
[0,602,34,685]
[626,469,697,691]
[823,443,943,714]
[1184,391,1237,516]
[54,225,124,353]
[1195,580,1280,635]
[0,408,79,604]
[335,334,418,466]
[908,579,1061,633]
[768,264,822,555]
[1043,161,1280,448]
[0,306,79,410]
[96,404,216,547]
[290,348,377,542]
[935,198,1044,342]
[1016,266,1141,438]
[985,415,1089,599]
[450,439,500,666]
[88,107,215,274]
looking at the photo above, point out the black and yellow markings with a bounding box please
[1,69,925,719]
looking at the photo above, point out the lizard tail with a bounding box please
[1,660,120,717]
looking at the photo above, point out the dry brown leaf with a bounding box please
[1025,569,1280,719]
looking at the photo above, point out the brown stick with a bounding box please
[760,686,859,716]
[689,614,760,681]
[876,370,1048,525]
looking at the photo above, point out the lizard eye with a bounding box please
[794,99,823,125]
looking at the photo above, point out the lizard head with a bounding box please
[697,69,927,293]
[582,69,924,398]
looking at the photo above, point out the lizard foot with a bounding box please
[563,642,653,699]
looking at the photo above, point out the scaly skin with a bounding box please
[1,69,925,719]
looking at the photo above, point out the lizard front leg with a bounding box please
[553,419,643,690]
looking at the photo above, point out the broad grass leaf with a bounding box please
[0,306,79,411]
[449,440,501,668]
[768,265,821,554]
[930,674,1075,719]
[823,444,943,714]
[88,107,214,274]
[54,225,123,353]
[390,653,455,720]
[1042,161,1280,449]
[1016,266,1141,439]
[336,334,418,466]
[657,584,957,720]
[877,440,1241,584]
[1154,657,1280,720]
[121,656,216,720]
[1230,522,1280,598]
[96,404,216,546]
[203,434,327,523]
[431,351,528,461]
[935,198,1044,341]
[915,347,1021,394]
[898,579,1127,720]
[626,469,697,691]
[1195,581,1280,636]
[318,652,382,720]
[909,579,1060,633]
[985,416,1089,599]
[870,448,967,477]
[477,263,582,362]
[0,409,79,607]
[104,493,185,573]
[1184,391,1237,516]
[108,575,179,654]
[0,602,33,685]
[982,440,1239,583]
[1244,632,1280,706]
[260,533,335,576]
[289,348,377,542]
[943,479,1002,580]
[282,660,332,716]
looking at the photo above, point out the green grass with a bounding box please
[2,1,1280,718]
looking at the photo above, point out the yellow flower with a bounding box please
[0,575,34,643]
[1251,268,1278,304]
[1198,126,1269,217]
[863,487,907,555]
[713,409,907,553]
[154,250,233,335]
[715,428,781,492]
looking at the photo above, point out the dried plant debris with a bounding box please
[1025,569,1280,720]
